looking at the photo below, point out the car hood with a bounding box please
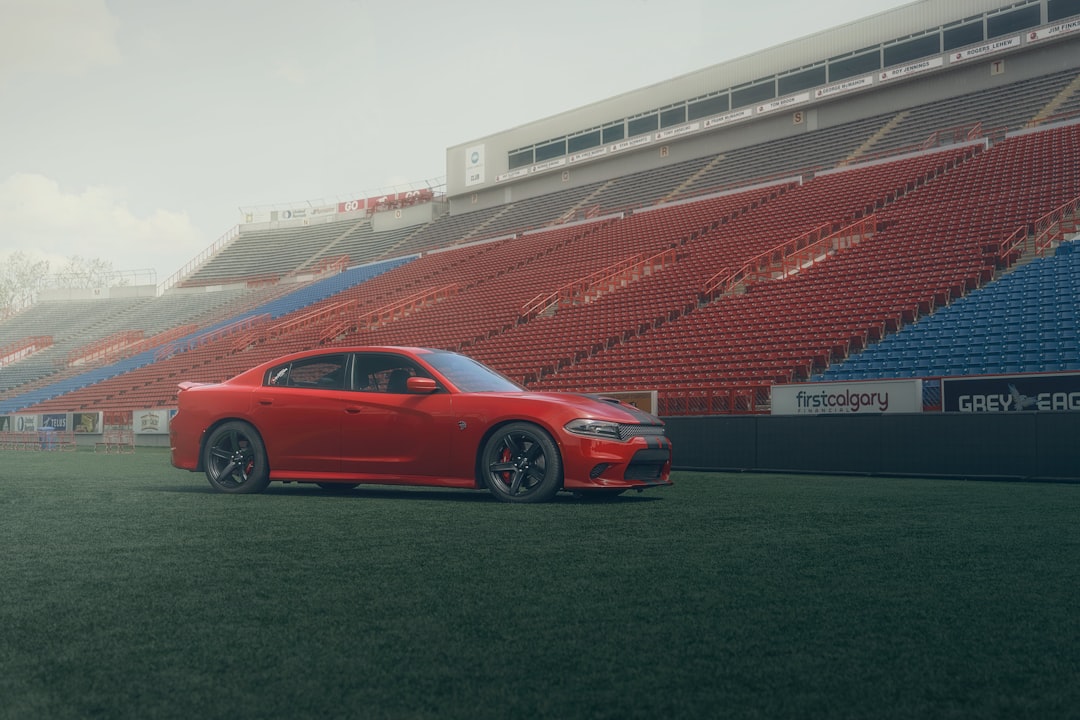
[480,390,664,425]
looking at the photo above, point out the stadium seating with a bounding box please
[528,144,980,390]
[0,258,411,413]
[820,238,1080,381]
[4,67,1080,416]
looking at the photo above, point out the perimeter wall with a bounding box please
[664,412,1080,480]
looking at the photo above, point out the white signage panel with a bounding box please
[771,379,923,415]
[465,144,485,187]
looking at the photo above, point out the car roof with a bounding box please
[278,346,443,359]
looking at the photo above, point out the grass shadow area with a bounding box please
[2,448,1078,719]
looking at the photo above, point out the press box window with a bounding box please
[568,130,601,154]
[884,34,940,67]
[1050,0,1080,21]
[987,5,1041,37]
[778,67,826,96]
[688,94,729,121]
[829,51,881,82]
[535,139,567,162]
[944,22,983,51]
[660,106,686,128]
[731,81,775,110]
[627,114,658,137]
[509,149,533,170]
[602,123,625,144]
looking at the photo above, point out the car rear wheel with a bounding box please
[202,421,270,494]
[482,422,562,503]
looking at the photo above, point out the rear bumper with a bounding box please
[169,424,201,471]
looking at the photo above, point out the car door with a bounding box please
[339,353,454,481]
[249,353,349,476]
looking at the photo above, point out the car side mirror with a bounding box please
[406,376,439,393]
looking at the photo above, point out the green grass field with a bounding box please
[2,448,1078,719]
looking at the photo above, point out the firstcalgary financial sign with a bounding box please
[771,379,922,415]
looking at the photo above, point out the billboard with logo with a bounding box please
[134,409,171,435]
[465,145,485,187]
[13,414,37,431]
[73,412,102,434]
[771,379,923,415]
[41,413,67,430]
[942,372,1080,412]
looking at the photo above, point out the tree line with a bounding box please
[0,252,120,318]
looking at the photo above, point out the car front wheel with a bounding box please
[482,422,562,503]
[202,421,270,494]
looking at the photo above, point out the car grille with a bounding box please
[625,448,670,481]
[617,424,666,441]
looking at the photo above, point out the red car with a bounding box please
[170,347,672,502]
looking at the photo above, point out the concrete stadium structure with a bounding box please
[446,0,1080,213]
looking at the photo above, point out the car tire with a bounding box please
[482,422,562,503]
[202,421,271,494]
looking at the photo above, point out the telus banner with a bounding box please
[942,373,1080,412]
[771,379,923,415]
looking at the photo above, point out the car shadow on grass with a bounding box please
[149,481,664,504]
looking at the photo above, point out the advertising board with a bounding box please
[772,379,923,415]
[942,373,1080,412]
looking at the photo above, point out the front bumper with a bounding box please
[560,434,673,490]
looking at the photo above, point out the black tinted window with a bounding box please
[266,354,347,389]
[352,353,432,393]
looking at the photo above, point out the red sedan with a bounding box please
[170,347,672,503]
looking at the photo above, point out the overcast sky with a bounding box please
[0,0,915,284]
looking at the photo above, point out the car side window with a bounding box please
[379,366,415,393]
[265,355,347,389]
[351,353,430,394]
[267,364,290,386]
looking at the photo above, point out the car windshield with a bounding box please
[423,351,523,392]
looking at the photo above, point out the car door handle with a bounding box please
[258,399,273,406]
[345,406,363,414]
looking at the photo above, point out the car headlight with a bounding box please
[565,418,622,441]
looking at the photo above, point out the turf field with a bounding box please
[2,448,1077,719]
